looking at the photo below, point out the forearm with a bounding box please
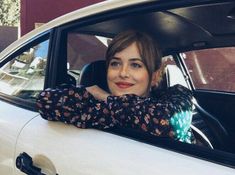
[107,95,175,137]
[36,85,95,124]
[106,85,194,142]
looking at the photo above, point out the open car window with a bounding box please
[181,47,235,93]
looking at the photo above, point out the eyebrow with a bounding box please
[111,57,143,62]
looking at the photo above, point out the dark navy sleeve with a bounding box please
[37,84,194,143]
[36,85,115,129]
[106,84,194,143]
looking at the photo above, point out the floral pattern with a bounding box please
[36,84,195,143]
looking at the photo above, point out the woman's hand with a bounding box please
[86,85,110,102]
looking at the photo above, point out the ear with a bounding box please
[151,70,160,86]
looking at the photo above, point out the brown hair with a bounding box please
[105,30,162,80]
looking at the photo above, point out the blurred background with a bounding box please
[0,0,104,52]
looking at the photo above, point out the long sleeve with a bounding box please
[37,85,94,127]
[36,85,114,129]
[106,84,194,143]
[36,84,194,143]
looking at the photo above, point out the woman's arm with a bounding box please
[36,85,116,129]
[106,84,194,143]
[36,85,97,127]
[37,84,194,142]
[86,85,110,102]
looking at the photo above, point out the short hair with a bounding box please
[105,30,162,78]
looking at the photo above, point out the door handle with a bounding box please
[16,152,46,175]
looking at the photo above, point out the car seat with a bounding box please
[78,60,109,92]
[79,60,229,150]
[164,64,229,150]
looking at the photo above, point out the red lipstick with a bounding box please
[115,82,133,89]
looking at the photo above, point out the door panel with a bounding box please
[15,116,235,175]
[0,101,38,175]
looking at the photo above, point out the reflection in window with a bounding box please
[0,40,49,100]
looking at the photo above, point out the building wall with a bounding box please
[0,26,18,52]
[20,0,103,36]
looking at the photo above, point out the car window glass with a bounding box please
[0,39,49,100]
[181,47,235,92]
[67,33,109,84]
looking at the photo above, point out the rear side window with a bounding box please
[0,39,49,100]
[182,47,235,92]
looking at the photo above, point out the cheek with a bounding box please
[107,69,118,94]
[134,71,150,84]
[132,71,150,97]
[107,68,116,85]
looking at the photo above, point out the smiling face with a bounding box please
[107,42,150,97]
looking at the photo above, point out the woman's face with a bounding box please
[107,42,150,97]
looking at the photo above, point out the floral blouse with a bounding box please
[36,84,195,144]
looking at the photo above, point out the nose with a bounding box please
[119,64,130,78]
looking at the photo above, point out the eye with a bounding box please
[109,60,121,68]
[131,62,142,68]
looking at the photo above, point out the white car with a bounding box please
[1,0,235,174]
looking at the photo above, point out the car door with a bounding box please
[15,116,235,175]
[14,30,235,175]
[0,32,51,175]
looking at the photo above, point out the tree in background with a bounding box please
[0,0,20,26]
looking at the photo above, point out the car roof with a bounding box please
[76,0,235,54]
[1,0,235,59]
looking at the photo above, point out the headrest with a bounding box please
[79,60,109,92]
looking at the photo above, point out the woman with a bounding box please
[37,30,194,143]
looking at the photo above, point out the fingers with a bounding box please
[86,85,110,101]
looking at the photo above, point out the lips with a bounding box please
[115,82,134,89]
